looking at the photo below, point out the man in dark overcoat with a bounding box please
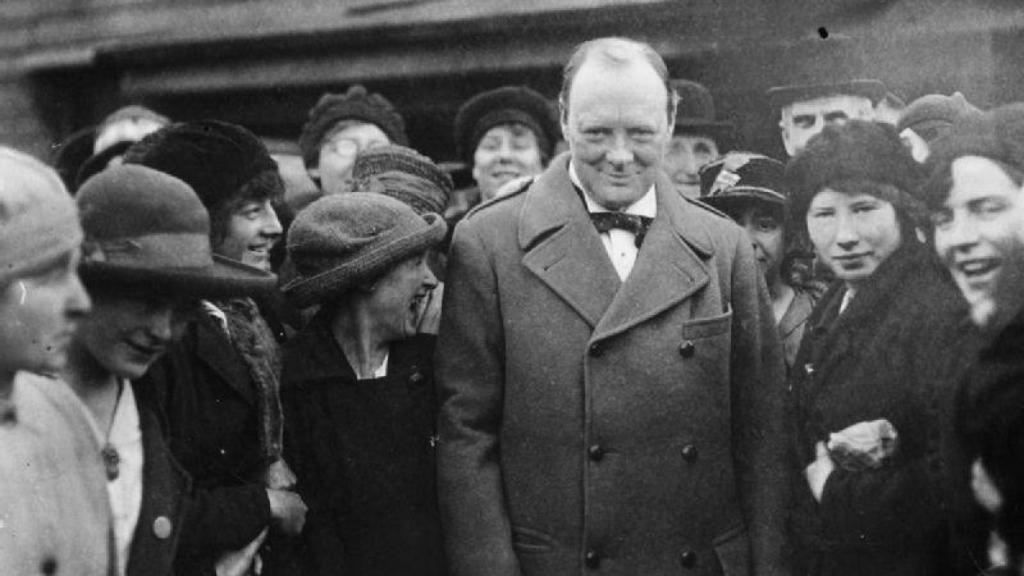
[436,36,790,576]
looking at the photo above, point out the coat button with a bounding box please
[679,549,698,568]
[408,372,424,386]
[680,443,698,463]
[584,549,601,569]
[40,556,57,575]
[588,444,606,462]
[678,340,696,358]
[153,516,173,539]
[589,342,604,357]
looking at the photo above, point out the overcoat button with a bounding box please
[584,549,601,569]
[153,516,173,539]
[679,549,698,568]
[589,343,604,357]
[678,340,696,358]
[40,556,57,575]
[409,372,424,386]
[588,444,605,462]
[681,444,698,463]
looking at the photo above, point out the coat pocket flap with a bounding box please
[681,308,733,340]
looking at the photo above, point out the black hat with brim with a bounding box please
[80,254,276,298]
[767,79,888,111]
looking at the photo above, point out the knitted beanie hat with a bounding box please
[786,120,923,221]
[76,164,276,296]
[454,86,559,164]
[283,193,446,308]
[921,103,1024,210]
[122,120,282,213]
[699,152,787,210]
[897,92,982,140]
[0,147,82,285]
[350,145,453,215]
[298,85,409,171]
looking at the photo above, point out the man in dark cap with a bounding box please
[298,85,409,196]
[123,120,307,574]
[767,36,887,157]
[436,36,788,576]
[663,79,734,198]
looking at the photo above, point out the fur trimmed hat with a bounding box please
[0,147,82,285]
[898,92,982,140]
[454,86,559,164]
[283,193,446,308]
[298,86,409,171]
[350,145,453,215]
[699,152,787,210]
[76,164,276,296]
[122,120,283,214]
[786,120,923,220]
[671,79,735,149]
[921,103,1024,210]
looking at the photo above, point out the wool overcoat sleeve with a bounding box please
[435,218,520,576]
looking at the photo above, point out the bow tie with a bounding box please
[589,212,653,248]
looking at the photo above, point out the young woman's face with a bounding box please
[0,251,90,377]
[214,199,282,272]
[727,203,786,283]
[74,292,193,380]
[806,188,902,288]
[472,123,544,201]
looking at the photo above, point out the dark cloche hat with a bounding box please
[454,86,560,164]
[351,144,453,216]
[122,120,283,213]
[699,152,787,211]
[671,80,735,149]
[921,103,1024,210]
[76,164,276,297]
[283,193,447,308]
[766,35,887,111]
[786,120,922,220]
[298,85,409,171]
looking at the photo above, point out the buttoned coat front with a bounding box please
[436,156,789,576]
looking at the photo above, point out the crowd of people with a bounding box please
[3,33,1024,576]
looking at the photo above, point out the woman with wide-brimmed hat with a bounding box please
[786,120,971,576]
[64,164,295,576]
[279,193,447,575]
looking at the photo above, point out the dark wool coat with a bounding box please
[137,314,272,575]
[788,241,972,576]
[436,156,790,576]
[280,321,445,576]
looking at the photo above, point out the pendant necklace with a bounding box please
[101,380,124,481]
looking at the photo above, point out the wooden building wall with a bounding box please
[4,0,1024,164]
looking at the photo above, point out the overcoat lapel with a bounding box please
[126,406,190,576]
[592,173,712,342]
[519,159,621,328]
[194,316,258,407]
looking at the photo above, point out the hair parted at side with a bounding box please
[559,37,677,121]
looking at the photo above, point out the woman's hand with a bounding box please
[805,441,835,503]
[215,528,267,576]
[827,419,898,471]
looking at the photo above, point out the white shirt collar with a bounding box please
[569,161,657,218]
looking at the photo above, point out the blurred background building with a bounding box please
[4,0,1024,169]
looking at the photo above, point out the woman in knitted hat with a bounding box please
[279,193,447,576]
[0,147,110,576]
[65,164,288,576]
[449,85,559,217]
[123,120,309,574]
[298,85,409,197]
[785,120,971,576]
[699,151,818,372]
